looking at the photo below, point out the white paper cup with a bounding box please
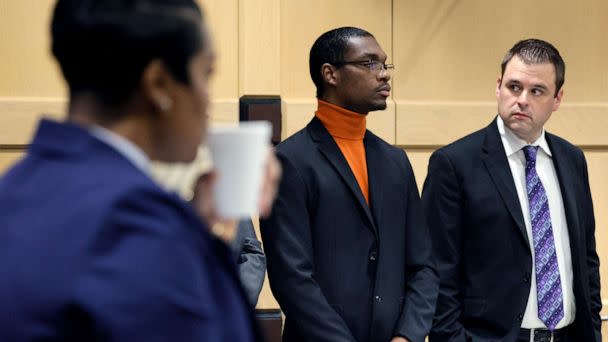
[207,121,272,219]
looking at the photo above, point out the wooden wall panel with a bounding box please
[0,0,63,97]
[0,0,241,148]
[200,0,239,101]
[0,99,238,146]
[0,98,65,144]
[392,0,608,148]
[395,102,608,146]
[238,0,281,95]
[404,149,432,193]
[392,0,608,102]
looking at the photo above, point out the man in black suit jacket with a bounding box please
[422,39,601,341]
[260,27,438,342]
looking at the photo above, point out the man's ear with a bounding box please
[552,88,564,112]
[141,59,174,114]
[495,77,502,98]
[321,63,339,88]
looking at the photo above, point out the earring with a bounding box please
[158,97,173,112]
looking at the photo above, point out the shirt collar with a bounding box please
[497,116,552,157]
[88,125,151,175]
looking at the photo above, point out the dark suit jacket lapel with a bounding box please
[364,132,385,233]
[308,117,378,235]
[481,119,530,249]
[545,133,581,253]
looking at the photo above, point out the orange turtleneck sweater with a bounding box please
[315,100,369,204]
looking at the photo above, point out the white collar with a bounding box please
[496,116,552,158]
[89,125,151,175]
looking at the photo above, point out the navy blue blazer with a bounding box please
[260,117,438,342]
[422,119,601,341]
[0,119,262,341]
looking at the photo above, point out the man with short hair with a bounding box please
[422,39,601,341]
[261,27,438,342]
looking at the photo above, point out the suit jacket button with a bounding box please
[369,251,377,262]
[523,273,530,283]
[518,313,523,321]
[375,295,382,303]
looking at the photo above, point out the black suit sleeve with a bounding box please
[422,150,467,341]
[580,153,602,339]
[393,150,439,342]
[260,154,357,342]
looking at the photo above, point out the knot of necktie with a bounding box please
[523,145,539,164]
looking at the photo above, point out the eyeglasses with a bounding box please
[333,59,394,73]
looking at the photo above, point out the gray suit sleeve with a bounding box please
[232,219,266,307]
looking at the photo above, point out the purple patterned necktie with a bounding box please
[523,145,564,331]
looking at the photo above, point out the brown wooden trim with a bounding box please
[255,308,282,342]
